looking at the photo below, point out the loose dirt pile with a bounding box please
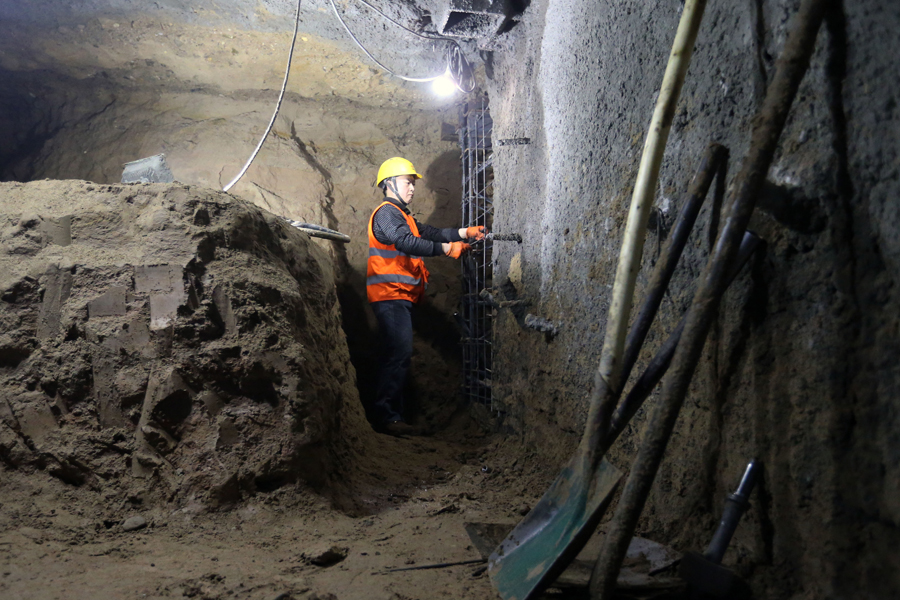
[0,180,366,510]
[0,180,541,599]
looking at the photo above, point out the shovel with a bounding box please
[487,227,757,600]
[589,1,828,595]
[489,3,710,598]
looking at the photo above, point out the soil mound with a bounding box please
[0,180,367,509]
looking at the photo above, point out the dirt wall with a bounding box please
[0,180,375,511]
[0,45,466,429]
[485,0,899,598]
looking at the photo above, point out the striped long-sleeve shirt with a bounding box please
[372,198,462,256]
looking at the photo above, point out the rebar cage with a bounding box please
[458,98,495,412]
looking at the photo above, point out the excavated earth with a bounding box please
[0,180,546,600]
[0,180,362,506]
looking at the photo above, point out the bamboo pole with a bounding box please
[584,0,709,466]
[588,0,828,597]
[486,5,709,599]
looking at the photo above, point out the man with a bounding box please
[367,157,487,436]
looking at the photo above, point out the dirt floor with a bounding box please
[0,180,559,600]
[0,424,559,600]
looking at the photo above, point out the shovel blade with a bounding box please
[488,456,622,600]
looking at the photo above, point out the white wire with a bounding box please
[347,0,476,93]
[329,0,445,82]
[350,0,449,41]
[223,0,302,192]
[223,0,475,194]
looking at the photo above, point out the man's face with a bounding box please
[392,175,417,205]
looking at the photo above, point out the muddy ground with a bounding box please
[0,180,680,600]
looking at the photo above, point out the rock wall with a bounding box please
[0,180,370,509]
[486,0,899,597]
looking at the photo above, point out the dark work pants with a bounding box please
[370,299,414,426]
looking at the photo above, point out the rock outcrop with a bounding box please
[0,180,365,508]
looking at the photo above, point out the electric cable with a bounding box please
[328,0,443,82]
[447,44,476,93]
[224,0,475,194]
[223,0,302,192]
[350,0,475,92]
[349,0,448,41]
[328,0,475,92]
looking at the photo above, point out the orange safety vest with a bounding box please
[367,201,430,303]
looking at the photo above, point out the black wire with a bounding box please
[448,44,476,93]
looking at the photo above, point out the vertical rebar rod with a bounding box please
[474,107,479,405]
[480,100,487,408]
[458,100,495,411]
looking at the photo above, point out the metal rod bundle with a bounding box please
[458,99,495,411]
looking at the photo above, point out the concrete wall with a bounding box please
[486,0,899,596]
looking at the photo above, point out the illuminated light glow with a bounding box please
[432,69,457,97]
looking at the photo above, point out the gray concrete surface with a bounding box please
[486,0,900,597]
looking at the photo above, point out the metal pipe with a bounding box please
[488,233,522,243]
[524,314,559,335]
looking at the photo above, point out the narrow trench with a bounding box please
[286,125,381,421]
[0,2,897,599]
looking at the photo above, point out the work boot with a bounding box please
[380,420,421,437]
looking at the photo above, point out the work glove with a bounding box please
[445,241,470,259]
[465,226,488,241]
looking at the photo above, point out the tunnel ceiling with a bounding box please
[0,0,481,108]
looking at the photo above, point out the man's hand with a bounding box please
[443,241,470,259]
[465,226,488,241]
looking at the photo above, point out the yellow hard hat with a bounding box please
[375,157,422,187]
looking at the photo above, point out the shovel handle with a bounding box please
[618,144,728,392]
[589,1,828,596]
[582,0,711,463]
[605,230,761,449]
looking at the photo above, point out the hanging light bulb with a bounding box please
[432,67,457,97]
